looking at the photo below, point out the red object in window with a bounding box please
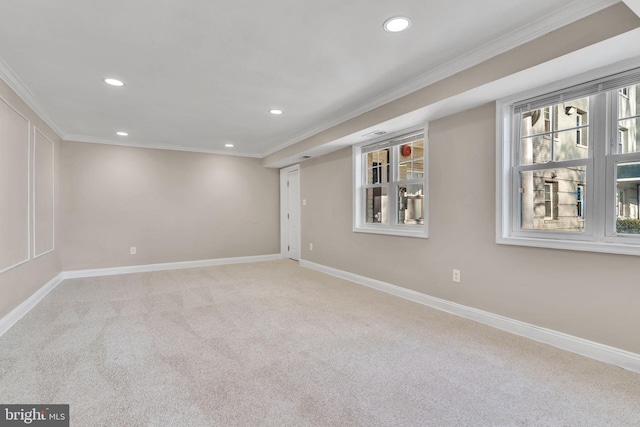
[401,145,412,157]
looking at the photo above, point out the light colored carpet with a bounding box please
[1,260,639,426]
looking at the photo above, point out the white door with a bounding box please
[280,165,301,260]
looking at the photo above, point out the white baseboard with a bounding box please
[5,256,639,374]
[1,254,281,337]
[63,254,282,279]
[300,259,640,374]
[0,273,64,338]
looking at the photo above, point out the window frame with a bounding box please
[496,66,640,256]
[353,125,429,238]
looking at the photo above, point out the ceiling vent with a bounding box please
[362,130,387,138]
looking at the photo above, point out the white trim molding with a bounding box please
[0,273,64,338]
[62,254,282,279]
[64,134,262,159]
[0,254,282,338]
[33,127,56,259]
[623,0,640,17]
[300,259,640,374]
[0,56,64,139]
[0,94,31,274]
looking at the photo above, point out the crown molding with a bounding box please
[623,0,640,17]
[261,0,619,158]
[64,134,262,158]
[0,56,65,139]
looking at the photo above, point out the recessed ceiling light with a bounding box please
[225,143,234,148]
[269,109,283,115]
[383,17,411,32]
[104,78,125,87]
[116,131,128,136]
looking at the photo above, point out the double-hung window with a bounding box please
[497,67,640,255]
[354,128,428,238]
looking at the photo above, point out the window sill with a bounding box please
[354,225,428,239]
[497,235,640,256]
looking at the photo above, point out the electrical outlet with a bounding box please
[309,243,313,251]
[130,246,137,255]
[303,199,307,206]
[452,269,460,283]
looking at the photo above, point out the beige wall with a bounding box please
[60,141,280,270]
[0,79,61,320]
[300,103,640,355]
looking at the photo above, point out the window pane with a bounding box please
[366,187,388,224]
[398,162,410,180]
[398,138,425,161]
[617,85,640,154]
[397,138,425,180]
[521,107,552,138]
[617,118,639,154]
[554,129,589,161]
[412,159,424,179]
[555,98,589,131]
[399,144,412,162]
[398,184,424,225]
[412,139,424,160]
[521,98,590,164]
[519,166,586,231]
[616,162,640,234]
[521,136,551,165]
[398,159,425,180]
[366,149,389,184]
[618,84,640,119]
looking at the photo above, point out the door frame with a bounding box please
[280,164,301,260]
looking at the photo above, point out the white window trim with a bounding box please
[496,65,640,256]
[353,124,429,238]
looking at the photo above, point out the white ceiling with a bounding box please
[0,0,623,157]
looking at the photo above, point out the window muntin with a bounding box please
[499,68,640,254]
[355,129,428,237]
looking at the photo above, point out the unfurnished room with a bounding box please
[1,1,640,426]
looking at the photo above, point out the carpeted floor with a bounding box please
[1,260,639,426]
